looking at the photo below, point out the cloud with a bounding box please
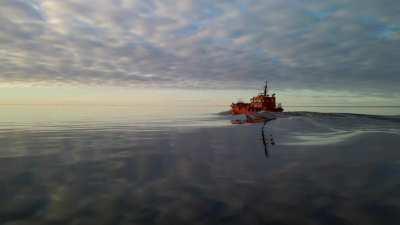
[0,0,399,93]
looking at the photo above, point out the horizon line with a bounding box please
[0,103,400,108]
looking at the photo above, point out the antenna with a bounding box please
[264,80,268,96]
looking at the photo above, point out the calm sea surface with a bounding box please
[0,105,400,225]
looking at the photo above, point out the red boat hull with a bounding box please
[230,94,283,115]
[231,106,283,115]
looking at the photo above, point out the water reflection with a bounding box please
[261,119,275,158]
[1,107,400,224]
[231,114,276,158]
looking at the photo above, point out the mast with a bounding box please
[264,80,268,96]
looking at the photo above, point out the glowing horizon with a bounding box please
[1,83,399,107]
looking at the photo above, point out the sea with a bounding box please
[0,105,400,225]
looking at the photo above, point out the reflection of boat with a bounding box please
[229,105,277,157]
[261,119,275,158]
[231,115,264,124]
[231,80,283,115]
[230,115,275,157]
[231,112,277,125]
[230,114,276,158]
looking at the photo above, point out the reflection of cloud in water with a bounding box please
[0,111,400,224]
[284,130,400,146]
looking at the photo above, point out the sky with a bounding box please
[0,0,399,105]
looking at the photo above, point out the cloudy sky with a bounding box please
[0,0,399,104]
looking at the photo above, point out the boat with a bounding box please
[230,80,283,115]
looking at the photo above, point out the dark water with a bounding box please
[1,106,400,225]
